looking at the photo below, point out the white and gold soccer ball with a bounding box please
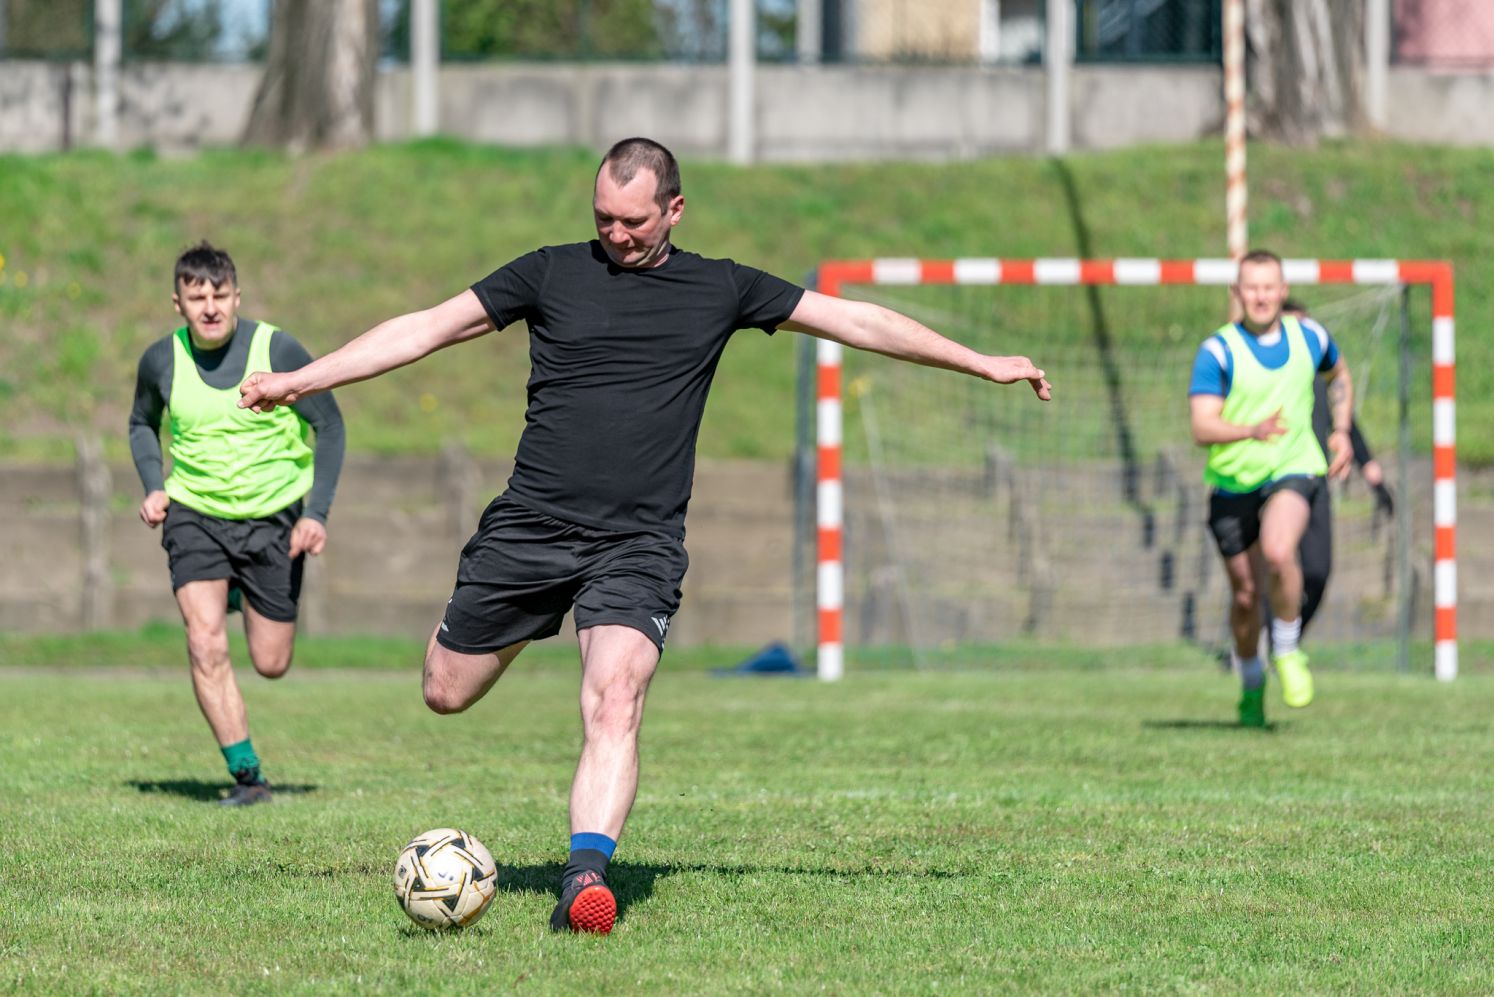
[393,828,498,930]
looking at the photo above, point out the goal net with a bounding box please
[794,259,1457,680]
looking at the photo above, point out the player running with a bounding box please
[130,242,345,805]
[239,138,1050,932]
[1189,250,1353,728]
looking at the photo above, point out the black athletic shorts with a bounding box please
[1207,476,1323,558]
[161,500,305,622]
[437,496,688,655]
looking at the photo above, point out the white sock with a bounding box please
[1271,616,1302,656]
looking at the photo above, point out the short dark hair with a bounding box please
[174,241,237,291]
[1238,248,1283,271]
[599,137,681,211]
[1281,297,1308,314]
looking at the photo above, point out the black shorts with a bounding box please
[1207,476,1322,558]
[437,496,689,655]
[161,500,305,622]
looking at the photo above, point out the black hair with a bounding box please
[174,241,237,291]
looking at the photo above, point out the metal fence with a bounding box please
[0,0,1237,67]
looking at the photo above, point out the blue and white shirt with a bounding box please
[1189,316,1339,398]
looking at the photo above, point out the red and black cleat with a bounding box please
[549,870,616,934]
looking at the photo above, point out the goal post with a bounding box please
[803,258,1456,682]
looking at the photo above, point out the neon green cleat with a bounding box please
[1273,650,1314,708]
[1238,686,1266,727]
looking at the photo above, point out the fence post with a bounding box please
[93,0,121,149]
[76,434,112,631]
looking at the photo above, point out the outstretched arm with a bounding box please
[239,289,495,412]
[779,290,1051,400]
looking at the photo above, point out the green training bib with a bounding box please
[164,321,313,519]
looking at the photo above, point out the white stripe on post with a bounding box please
[1114,259,1162,284]
[1435,642,1456,682]
[1035,259,1081,284]
[1433,318,1455,364]
[1434,479,1456,528]
[1352,259,1400,284]
[1433,399,1455,448]
[1194,259,1238,285]
[1282,259,1320,284]
[873,259,922,284]
[954,259,1001,284]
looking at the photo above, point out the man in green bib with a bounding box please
[1188,249,1353,727]
[129,242,345,805]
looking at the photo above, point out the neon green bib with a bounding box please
[1204,317,1327,493]
[164,322,313,520]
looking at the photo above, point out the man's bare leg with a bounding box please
[421,625,526,714]
[176,579,247,746]
[1258,487,1316,706]
[242,599,295,679]
[550,623,659,934]
[570,624,660,838]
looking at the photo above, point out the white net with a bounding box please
[798,279,1433,671]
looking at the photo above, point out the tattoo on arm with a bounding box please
[1327,378,1349,431]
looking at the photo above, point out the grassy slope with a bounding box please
[1,650,1490,993]
[1,139,1491,463]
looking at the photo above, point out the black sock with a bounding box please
[231,765,264,786]
[562,848,611,889]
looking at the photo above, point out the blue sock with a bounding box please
[562,833,616,889]
[1238,655,1266,691]
[570,833,616,860]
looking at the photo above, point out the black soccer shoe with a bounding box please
[220,780,272,807]
[549,869,616,934]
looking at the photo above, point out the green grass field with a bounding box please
[3,634,1491,993]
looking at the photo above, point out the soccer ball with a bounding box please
[393,828,498,930]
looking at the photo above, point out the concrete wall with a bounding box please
[8,58,1494,159]
[6,453,1493,650]
[3,59,1221,158]
[8,58,1494,158]
[0,456,799,649]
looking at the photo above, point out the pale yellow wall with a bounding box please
[855,0,982,61]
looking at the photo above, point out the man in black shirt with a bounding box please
[240,138,1050,932]
[131,242,345,806]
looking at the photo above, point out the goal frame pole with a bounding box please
[812,257,1457,682]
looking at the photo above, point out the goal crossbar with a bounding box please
[812,258,1456,682]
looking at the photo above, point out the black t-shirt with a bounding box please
[471,241,804,537]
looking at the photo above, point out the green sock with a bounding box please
[221,738,262,783]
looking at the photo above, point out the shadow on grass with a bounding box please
[485,858,960,928]
[126,779,321,802]
[1142,719,1277,732]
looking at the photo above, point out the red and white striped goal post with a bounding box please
[811,258,1457,682]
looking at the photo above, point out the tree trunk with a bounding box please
[242,0,378,151]
[1245,0,1366,144]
